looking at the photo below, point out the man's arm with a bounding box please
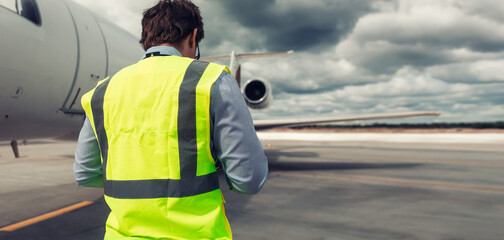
[74,117,104,188]
[211,71,268,194]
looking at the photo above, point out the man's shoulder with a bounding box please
[212,70,239,97]
[193,59,225,69]
[192,60,231,75]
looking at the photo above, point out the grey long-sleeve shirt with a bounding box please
[74,46,268,194]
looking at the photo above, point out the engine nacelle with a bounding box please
[242,78,272,110]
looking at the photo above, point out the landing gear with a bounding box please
[11,140,19,158]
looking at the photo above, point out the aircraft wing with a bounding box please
[199,55,232,61]
[200,50,294,62]
[235,50,294,59]
[253,111,441,130]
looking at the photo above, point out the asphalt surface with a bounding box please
[0,136,503,240]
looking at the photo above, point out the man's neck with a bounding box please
[159,43,190,58]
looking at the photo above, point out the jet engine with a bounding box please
[242,78,272,110]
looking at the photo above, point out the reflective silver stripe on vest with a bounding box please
[178,60,210,178]
[104,171,220,199]
[91,77,111,179]
[90,60,220,199]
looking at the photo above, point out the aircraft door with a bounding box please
[61,0,107,114]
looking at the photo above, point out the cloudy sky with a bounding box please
[79,0,504,123]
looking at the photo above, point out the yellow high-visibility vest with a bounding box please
[81,54,232,239]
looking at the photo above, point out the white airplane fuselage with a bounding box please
[0,0,440,143]
[0,0,277,141]
[0,0,143,141]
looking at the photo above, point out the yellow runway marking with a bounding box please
[0,201,94,232]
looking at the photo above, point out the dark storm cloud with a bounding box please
[79,0,504,122]
[336,2,504,74]
[457,0,504,24]
[216,0,377,52]
[489,94,504,105]
[365,31,504,53]
[467,83,504,105]
[427,60,504,83]
[357,45,451,74]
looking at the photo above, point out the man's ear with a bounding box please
[190,28,198,48]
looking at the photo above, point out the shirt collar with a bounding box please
[143,46,182,59]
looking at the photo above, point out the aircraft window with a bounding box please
[0,0,41,25]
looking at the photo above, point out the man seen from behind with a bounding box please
[74,0,268,239]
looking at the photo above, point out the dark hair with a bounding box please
[140,0,204,50]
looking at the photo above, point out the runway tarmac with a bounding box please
[1,133,503,240]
